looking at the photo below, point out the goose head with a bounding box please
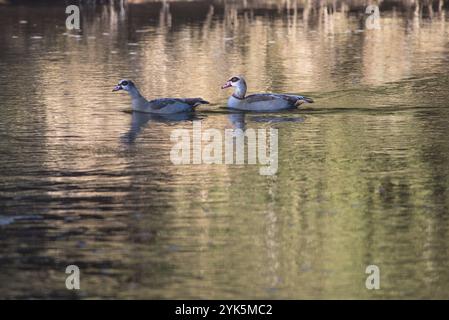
[113,79,135,92]
[221,75,247,99]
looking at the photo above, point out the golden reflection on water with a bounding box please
[0,0,449,299]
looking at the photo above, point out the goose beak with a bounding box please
[221,81,232,89]
[112,85,122,92]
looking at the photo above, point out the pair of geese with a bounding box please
[112,76,313,113]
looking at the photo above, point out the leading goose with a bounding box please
[113,79,209,114]
[221,75,313,111]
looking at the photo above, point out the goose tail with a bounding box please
[295,96,314,107]
[189,98,210,107]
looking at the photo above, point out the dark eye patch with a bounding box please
[121,81,129,86]
[230,77,239,83]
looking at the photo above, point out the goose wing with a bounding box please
[149,98,209,110]
[244,94,280,103]
[245,94,313,104]
[148,98,182,110]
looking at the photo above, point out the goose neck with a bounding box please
[234,83,247,99]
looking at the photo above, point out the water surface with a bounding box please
[1,0,449,299]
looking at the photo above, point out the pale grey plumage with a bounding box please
[221,76,313,111]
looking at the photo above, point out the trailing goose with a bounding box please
[221,75,313,111]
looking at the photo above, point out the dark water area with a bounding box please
[1,0,449,299]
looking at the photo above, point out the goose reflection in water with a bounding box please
[121,111,200,144]
[227,112,305,131]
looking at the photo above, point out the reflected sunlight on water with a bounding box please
[0,0,449,299]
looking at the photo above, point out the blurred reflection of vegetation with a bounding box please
[1,0,449,299]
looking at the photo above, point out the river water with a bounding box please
[1,0,449,299]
